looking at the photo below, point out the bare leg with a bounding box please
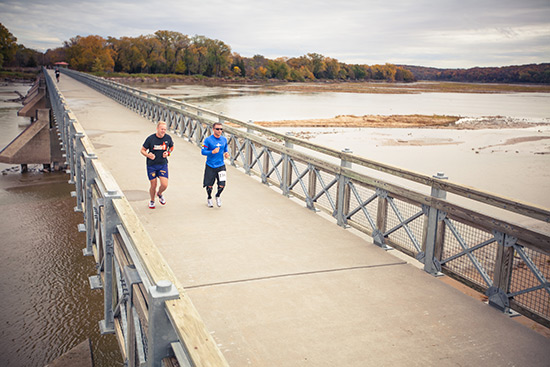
[149,178,158,201]
[158,177,168,197]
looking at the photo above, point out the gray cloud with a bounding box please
[1,0,549,68]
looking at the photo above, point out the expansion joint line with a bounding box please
[185,261,407,289]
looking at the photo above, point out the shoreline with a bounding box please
[254,114,549,130]
[113,76,550,94]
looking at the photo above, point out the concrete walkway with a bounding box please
[56,71,550,366]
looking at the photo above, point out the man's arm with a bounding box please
[141,146,154,160]
[201,140,211,156]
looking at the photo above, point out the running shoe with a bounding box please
[158,193,166,205]
[149,201,155,209]
[216,196,222,207]
[207,198,213,208]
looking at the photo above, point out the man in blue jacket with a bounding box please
[201,122,230,207]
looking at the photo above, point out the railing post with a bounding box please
[419,172,447,275]
[336,148,352,227]
[66,120,77,184]
[282,133,294,196]
[72,132,85,212]
[82,153,97,256]
[195,111,203,147]
[262,147,270,184]
[487,231,516,313]
[124,265,144,367]
[99,189,122,335]
[230,133,237,167]
[244,120,254,175]
[375,188,388,245]
[372,189,391,249]
[147,280,180,367]
[307,164,317,211]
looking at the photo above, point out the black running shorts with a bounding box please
[203,164,227,187]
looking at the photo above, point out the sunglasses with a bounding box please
[214,128,223,131]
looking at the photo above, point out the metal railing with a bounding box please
[61,67,550,328]
[45,67,229,367]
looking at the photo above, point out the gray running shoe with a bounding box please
[207,198,213,208]
[216,196,222,207]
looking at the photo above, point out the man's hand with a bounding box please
[147,152,155,160]
[212,147,220,154]
[224,152,230,159]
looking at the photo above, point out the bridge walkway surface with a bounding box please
[56,71,550,366]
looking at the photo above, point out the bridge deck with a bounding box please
[56,72,550,366]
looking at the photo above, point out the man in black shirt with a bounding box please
[140,121,174,209]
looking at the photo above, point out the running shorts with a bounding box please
[203,164,227,187]
[147,164,169,180]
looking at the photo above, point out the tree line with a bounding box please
[400,64,550,84]
[51,31,416,82]
[1,23,43,69]
[2,22,548,84]
[2,24,414,82]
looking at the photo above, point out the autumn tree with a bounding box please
[186,36,208,75]
[44,47,67,65]
[267,58,290,80]
[154,30,190,73]
[231,53,246,77]
[65,35,114,72]
[244,54,269,78]
[324,57,341,79]
[109,37,146,73]
[307,53,327,79]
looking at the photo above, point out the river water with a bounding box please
[145,83,550,122]
[0,83,122,366]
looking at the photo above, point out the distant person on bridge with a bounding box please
[140,121,174,209]
[55,67,60,82]
[201,122,229,207]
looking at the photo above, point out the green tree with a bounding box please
[154,30,190,73]
[134,35,164,73]
[0,23,18,68]
[109,37,146,73]
[267,58,290,80]
[324,57,341,79]
[15,44,41,67]
[307,53,326,79]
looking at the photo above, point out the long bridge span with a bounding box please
[17,68,550,366]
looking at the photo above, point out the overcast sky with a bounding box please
[1,0,549,68]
